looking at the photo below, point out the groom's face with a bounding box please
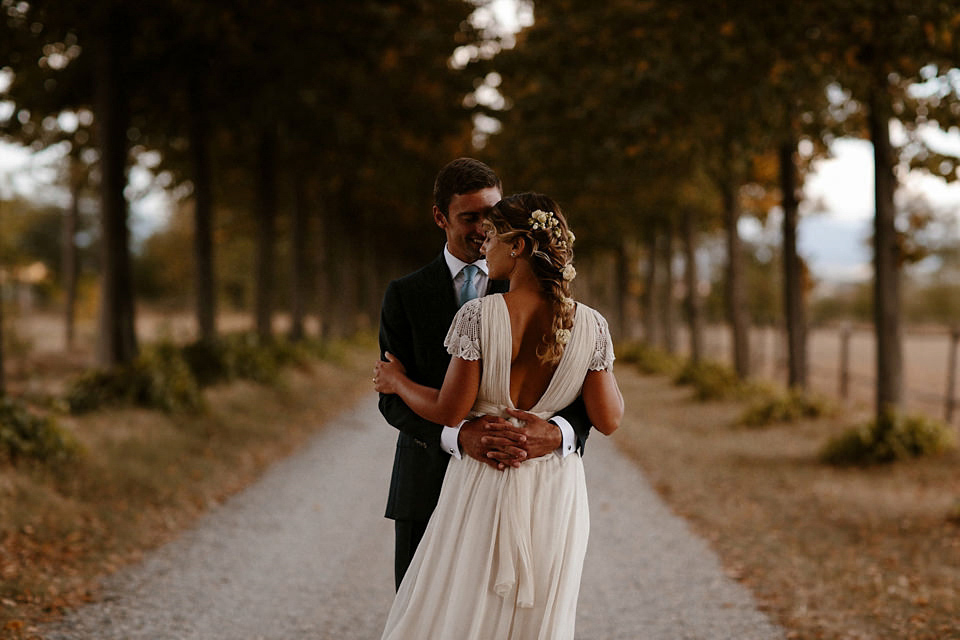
[434,186,501,264]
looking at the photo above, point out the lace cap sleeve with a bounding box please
[444,298,482,361]
[589,309,615,371]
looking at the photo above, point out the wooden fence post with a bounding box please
[839,324,851,402]
[946,327,960,424]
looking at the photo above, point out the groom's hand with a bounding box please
[504,409,563,460]
[459,416,528,471]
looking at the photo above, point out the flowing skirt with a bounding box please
[381,452,589,640]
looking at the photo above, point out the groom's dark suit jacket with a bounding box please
[378,252,592,524]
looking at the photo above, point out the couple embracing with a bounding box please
[374,158,623,639]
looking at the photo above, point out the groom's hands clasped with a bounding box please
[459,416,528,471]
[504,408,564,459]
[460,409,564,471]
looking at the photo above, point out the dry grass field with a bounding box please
[614,364,960,640]
[4,310,960,639]
[693,324,960,428]
[4,310,309,398]
[0,333,375,638]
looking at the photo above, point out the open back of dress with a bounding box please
[381,294,614,640]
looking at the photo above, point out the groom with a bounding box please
[378,157,592,589]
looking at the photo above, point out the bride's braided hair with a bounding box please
[485,193,577,366]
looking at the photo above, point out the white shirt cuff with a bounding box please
[549,416,577,457]
[441,422,464,459]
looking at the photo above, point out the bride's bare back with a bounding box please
[502,291,564,411]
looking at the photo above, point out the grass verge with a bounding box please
[0,339,377,639]
[614,366,960,640]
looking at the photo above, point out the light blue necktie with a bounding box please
[459,264,479,307]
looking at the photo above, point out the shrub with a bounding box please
[65,342,203,415]
[65,368,134,415]
[739,389,835,428]
[674,360,743,401]
[63,332,339,415]
[218,333,281,384]
[136,342,204,413]
[618,342,682,376]
[180,334,286,386]
[180,339,234,387]
[265,336,313,369]
[820,411,956,466]
[0,397,78,464]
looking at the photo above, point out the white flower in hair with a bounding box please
[562,264,576,282]
[529,209,559,230]
[555,328,571,345]
[561,296,575,311]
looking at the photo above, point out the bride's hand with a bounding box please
[373,352,407,394]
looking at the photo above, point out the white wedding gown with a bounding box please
[381,294,615,640]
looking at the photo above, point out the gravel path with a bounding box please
[44,395,783,640]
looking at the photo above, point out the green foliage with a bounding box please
[674,360,744,401]
[65,333,339,416]
[618,342,682,376]
[182,333,334,387]
[904,281,960,325]
[216,334,282,385]
[739,389,835,428]
[820,411,956,466]
[180,339,235,387]
[178,334,278,387]
[66,342,203,415]
[0,397,78,464]
[136,342,204,413]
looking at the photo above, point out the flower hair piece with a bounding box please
[529,209,573,249]
[555,328,572,345]
[562,264,576,282]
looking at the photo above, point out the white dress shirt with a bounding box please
[439,245,576,460]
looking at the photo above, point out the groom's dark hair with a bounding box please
[433,158,501,217]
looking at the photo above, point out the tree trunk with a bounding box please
[188,71,216,343]
[642,229,659,347]
[681,209,704,364]
[869,87,903,417]
[659,220,677,354]
[254,128,278,342]
[779,138,808,389]
[0,200,5,394]
[322,183,358,339]
[613,241,629,339]
[289,170,309,341]
[721,176,750,378]
[63,153,82,351]
[358,207,378,332]
[94,6,137,367]
[314,200,331,340]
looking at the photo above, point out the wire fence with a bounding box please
[692,323,960,427]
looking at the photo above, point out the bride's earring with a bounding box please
[510,251,516,257]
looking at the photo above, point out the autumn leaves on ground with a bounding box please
[615,363,960,640]
[0,338,376,639]
[3,342,959,640]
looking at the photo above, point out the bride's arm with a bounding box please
[375,352,480,427]
[582,369,623,435]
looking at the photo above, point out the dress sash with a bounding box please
[466,295,593,610]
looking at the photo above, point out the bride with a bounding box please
[373,193,623,639]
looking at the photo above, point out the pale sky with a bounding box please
[795,130,960,283]
[4,133,957,284]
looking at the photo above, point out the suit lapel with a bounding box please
[425,251,507,309]
[422,252,459,318]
